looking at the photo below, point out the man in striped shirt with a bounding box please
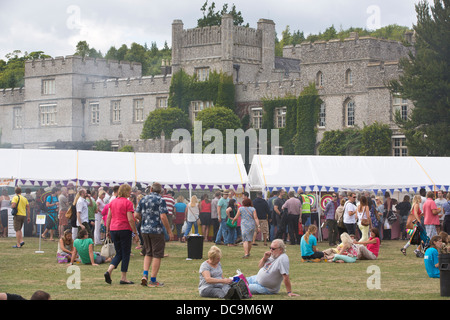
[162,189,175,232]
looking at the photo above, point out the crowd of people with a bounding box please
[2,183,449,298]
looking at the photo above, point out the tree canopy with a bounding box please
[389,0,450,156]
[197,1,248,27]
[0,50,50,89]
[141,107,190,140]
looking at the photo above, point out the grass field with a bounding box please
[0,236,447,301]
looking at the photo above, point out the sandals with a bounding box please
[400,248,407,256]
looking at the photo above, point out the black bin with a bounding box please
[187,235,204,259]
[439,253,450,297]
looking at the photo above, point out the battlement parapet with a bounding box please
[25,55,142,79]
[283,34,413,64]
[235,78,304,101]
[83,74,171,98]
[0,87,25,106]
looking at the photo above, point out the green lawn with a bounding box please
[0,236,447,300]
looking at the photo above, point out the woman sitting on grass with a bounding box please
[57,229,75,263]
[300,225,324,262]
[356,227,381,260]
[198,245,234,299]
[70,228,111,266]
[330,232,358,263]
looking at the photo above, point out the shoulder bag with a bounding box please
[11,195,20,216]
[360,207,370,226]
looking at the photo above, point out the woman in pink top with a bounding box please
[356,228,380,260]
[104,184,139,285]
[199,194,212,241]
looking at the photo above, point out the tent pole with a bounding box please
[318,191,322,242]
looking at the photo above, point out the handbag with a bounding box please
[360,207,370,226]
[227,218,237,228]
[181,221,188,234]
[11,195,20,216]
[100,238,116,258]
[387,210,397,223]
[228,270,252,300]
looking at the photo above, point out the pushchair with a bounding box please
[408,221,430,258]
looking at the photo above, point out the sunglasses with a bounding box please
[270,247,279,251]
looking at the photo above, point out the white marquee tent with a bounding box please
[248,155,450,195]
[248,155,449,241]
[0,149,249,192]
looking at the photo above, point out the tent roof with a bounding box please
[0,149,248,190]
[248,155,450,193]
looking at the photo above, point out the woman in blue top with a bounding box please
[424,235,443,278]
[300,225,324,261]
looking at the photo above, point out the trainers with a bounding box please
[148,281,164,287]
[141,277,148,286]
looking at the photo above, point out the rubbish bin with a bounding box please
[439,253,450,297]
[187,235,204,259]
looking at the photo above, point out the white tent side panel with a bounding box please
[77,150,136,184]
[1,149,249,189]
[135,153,248,187]
[249,155,449,192]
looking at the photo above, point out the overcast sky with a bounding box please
[0,0,428,60]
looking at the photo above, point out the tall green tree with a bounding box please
[197,1,248,27]
[74,41,102,58]
[389,0,450,156]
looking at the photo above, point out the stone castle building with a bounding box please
[0,14,414,157]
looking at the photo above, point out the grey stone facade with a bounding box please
[0,14,413,156]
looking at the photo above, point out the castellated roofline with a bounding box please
[24,55,142,79]
[283,32,414,64]
[83,73,172,94]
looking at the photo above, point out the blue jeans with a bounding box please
[110,230,132,273]
[183,220,199,238]
[247,276,273,295]
[215,220,231,244]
